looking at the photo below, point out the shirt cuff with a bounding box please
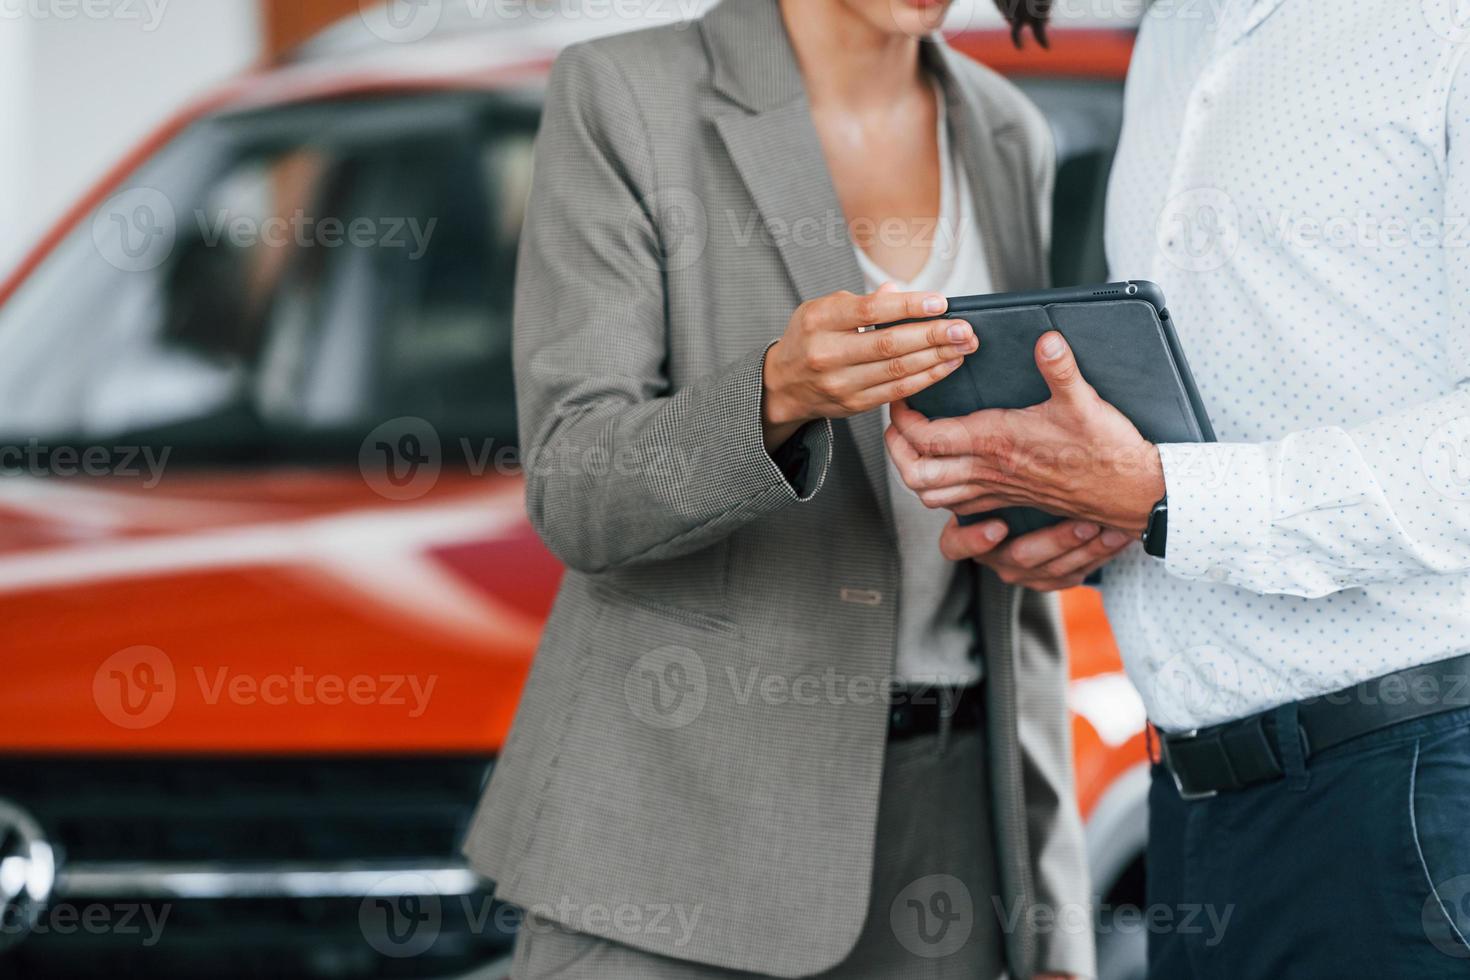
[1156,442,1273,586]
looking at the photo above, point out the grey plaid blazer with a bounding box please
[462,1,1094,976]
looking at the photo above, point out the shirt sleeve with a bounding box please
[1155,51,1470,598]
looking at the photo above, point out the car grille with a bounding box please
[0,756,514,979]
[0,756,491,864]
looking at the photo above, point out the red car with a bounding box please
[0,9,1148,979]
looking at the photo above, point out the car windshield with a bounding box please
[0,92,537,465]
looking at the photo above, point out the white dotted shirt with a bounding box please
[1101,0,1470,731]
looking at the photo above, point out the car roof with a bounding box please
[289,0,721,66]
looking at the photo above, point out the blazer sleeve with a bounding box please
[513,43,833,574]
[1014,587,1098,978]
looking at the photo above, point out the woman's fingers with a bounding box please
[815,289,947,331]
[857,356,965,409]
[848,317,975,365]
[844,334,975,390]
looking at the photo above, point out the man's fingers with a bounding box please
[818,289,948,331]
[916,483,988,508]
[885,430,977,489]
[1035,331,1095,404]
[1038,527,1132,578]
[950,494,1012,515]
[889,400,977,457]
[939,516,1009,561]
[1003,521,1101,570]
[860,357,964,409]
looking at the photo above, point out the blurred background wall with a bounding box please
[0,0,362,277]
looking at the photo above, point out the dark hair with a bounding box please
[992,0,1052,48]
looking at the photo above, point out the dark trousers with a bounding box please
[1147,706,1470,979]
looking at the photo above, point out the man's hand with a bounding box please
[885,331,1165,534]
[938,515,1131,591]
[761,284,977,451]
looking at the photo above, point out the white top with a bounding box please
[854,83,993,686]
[1102,0,1470,730]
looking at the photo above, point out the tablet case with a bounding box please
[901,281,1215,536]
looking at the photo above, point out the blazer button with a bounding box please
[839,588,883,606]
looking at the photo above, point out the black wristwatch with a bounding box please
[1141,495,1169,559]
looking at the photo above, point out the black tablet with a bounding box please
[898,280,1215,535]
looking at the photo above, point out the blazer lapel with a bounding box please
[705,1,895,528]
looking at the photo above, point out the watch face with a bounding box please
[1144,501,1168,558]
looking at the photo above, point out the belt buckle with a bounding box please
[1160,729,1220,802]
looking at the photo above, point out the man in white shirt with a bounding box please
[887,1,1470,975]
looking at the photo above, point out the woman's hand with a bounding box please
[761,284,977,450]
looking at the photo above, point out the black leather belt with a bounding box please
[888,682,984,740]
[1159,652,1470,800]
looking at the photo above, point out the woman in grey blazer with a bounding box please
[462,1,1095,977]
